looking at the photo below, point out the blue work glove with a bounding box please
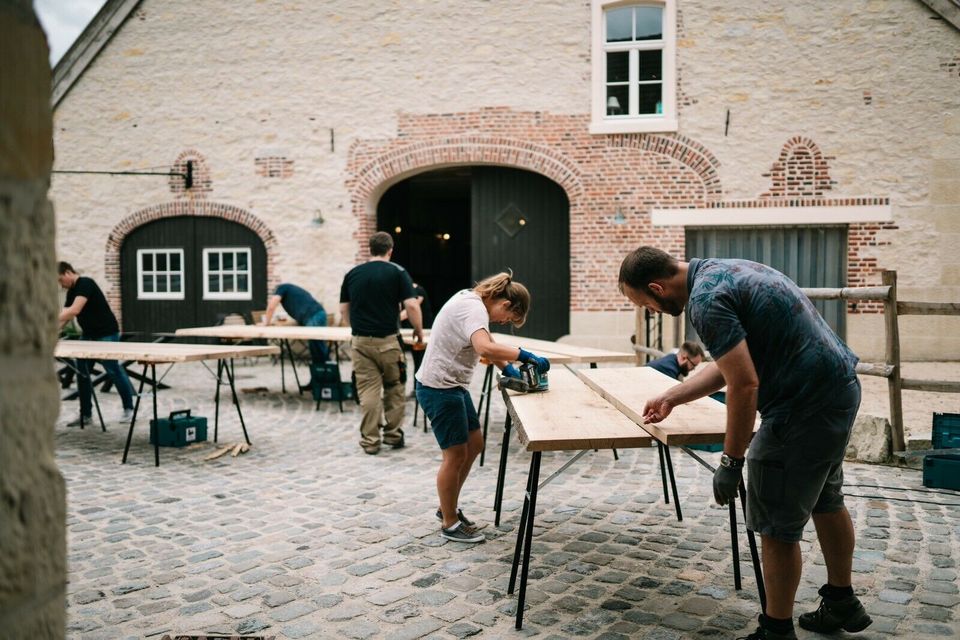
[517,348,550,374]
[712,464,742,506]
[502,364,522,379]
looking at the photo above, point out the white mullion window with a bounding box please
[137,248,185,300]
[203,247,252,301]
[592,0,677,133]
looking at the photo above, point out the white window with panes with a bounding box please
[202,247,252,300]
[590,0,677,134]
[136,249,185,300]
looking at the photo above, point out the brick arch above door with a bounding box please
[103,200,278,326]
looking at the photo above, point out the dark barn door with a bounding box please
[472,167,570,340]
[121,216,267,335]
[685,225,848,339]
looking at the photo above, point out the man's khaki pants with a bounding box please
[351,336,405,450]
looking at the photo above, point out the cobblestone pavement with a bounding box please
[56,359,960,639]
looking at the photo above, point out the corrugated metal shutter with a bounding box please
[684,225,847,339]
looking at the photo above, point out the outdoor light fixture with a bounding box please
[612,208,627,225]
[312,208,325,226]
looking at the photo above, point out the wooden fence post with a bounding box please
[882,270,906,452]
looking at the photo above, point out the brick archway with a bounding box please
[103,200,278,325]
[347,135,587,252]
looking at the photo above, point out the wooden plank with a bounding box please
[801,286,890,301]
[575,367,738,446]
[55,340,279,363]
[490,333,635,363]
[897,301,960,316]
[176,325,356,342]
[901,378,960,394]
[504,369,653,452]
[856,361,894,378]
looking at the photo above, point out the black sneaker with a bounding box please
[435,508,487,531]
[737,616,797,640]
[385,429,405,449]
[66,416,92,428]
[799,585,872,633]
[440,522,485,543]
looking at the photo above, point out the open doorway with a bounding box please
[377,168,472,322]
[376,165,570,339]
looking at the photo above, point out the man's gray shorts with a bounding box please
[746,377,861,543]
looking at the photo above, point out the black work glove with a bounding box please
[712,465,742,506]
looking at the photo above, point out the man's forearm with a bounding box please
[404,302,423,333]
[722,384,757,458]
[665,362,725,405]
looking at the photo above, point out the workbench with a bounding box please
[55,340,279,467]
[501,366,764,629]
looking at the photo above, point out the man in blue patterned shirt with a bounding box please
[618,246,871,640]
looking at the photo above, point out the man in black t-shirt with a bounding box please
[340,232,424,455]
[262,283,330,381]
[57,262,136,426]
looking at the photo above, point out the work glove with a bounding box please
[712,464,742,506]
[518,348,551,374]
[502,364,522,379]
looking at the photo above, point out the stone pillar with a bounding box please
[0,1,66,637]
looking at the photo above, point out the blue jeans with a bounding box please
[304,309,330,364]
[76,334,135,416]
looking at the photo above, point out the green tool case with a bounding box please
[150,409,208,447]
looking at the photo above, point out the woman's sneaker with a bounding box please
[799,585,872,633]
[435,508,487,531]
[440,522,485,543]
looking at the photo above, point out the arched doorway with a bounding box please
[120,216,268,334]
[377,166,570,339]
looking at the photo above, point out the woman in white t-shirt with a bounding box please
[415,272,551,543]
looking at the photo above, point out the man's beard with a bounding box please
[650,289,684,317]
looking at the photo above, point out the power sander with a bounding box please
[497,363,550,393]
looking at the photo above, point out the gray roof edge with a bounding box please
[917,0,960,32]
[51,0,142,109]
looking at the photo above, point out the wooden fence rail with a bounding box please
[637,270,959,453]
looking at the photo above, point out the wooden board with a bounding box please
[55,340,279,363]
[575,366,744,446]
[175,325,356,342]
[504,369,654,452]
[490,333,635,364]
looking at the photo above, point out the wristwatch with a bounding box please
[719,453,745,469]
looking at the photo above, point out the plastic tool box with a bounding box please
[149,409,207,447]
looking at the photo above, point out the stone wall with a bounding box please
[0,2,66,637]
[49,0,960,357]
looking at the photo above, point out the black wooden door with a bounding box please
[684,225,848,339]
[121,216,267,334]
[471,167,570,340]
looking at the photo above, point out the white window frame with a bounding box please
[590,0,678,134]
[136,248,185,300]
[202,247,253,301]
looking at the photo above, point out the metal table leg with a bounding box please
[663,443,683,521]
[122,363,148,464]
[741,483,766,611]
[214,359,222,443]
[224,357,251,445]
[508,451,542,630]
[658,442,670,504]
[494,413,512,526]
[150,364,159,467]
[478,364,493,467]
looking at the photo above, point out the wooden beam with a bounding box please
[897,301,960,316]
[901,378,960,394]
[801,286,891,301]
[882,271,905,453]
[855,361,894,378]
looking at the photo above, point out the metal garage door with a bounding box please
[685,225,848,339]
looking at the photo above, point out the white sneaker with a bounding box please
[118,408,135,423]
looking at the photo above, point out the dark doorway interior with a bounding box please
[377,168,472,325]
[377,166,570,340]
